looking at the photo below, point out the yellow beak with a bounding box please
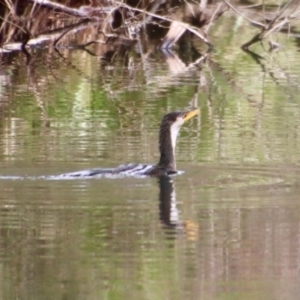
[184,109,200,122]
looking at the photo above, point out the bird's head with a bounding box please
[161,109,200,132]
[160,109,200,151]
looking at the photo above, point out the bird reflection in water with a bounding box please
[158,176,199,240]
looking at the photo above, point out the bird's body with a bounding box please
[56,163,171,178]
[56,109,199,179]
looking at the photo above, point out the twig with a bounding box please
[114,1,212,47]
[206,2,225,33]
[226,0,300,49]
[27,0,90,18]
[266,0,295,29]
[0,16,28,34]
[223,0,266,28]
[53,22,82,47]
[4,0,16,17]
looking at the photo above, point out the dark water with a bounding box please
[1,14,300,300]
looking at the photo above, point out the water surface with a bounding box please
[1,12,300,300]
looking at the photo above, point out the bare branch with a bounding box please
[114,1,212,47]
[27,0,90,18]
[223,0,266,28]
[266,0,296,28]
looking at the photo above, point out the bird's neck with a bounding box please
[157,123,180,172]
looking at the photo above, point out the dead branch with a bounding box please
[27,0,88,17]
[223,0,265,28]
[0,20,95,53]
[224,0,300,49]
[27,0,107,18]
[113,1,213,49]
